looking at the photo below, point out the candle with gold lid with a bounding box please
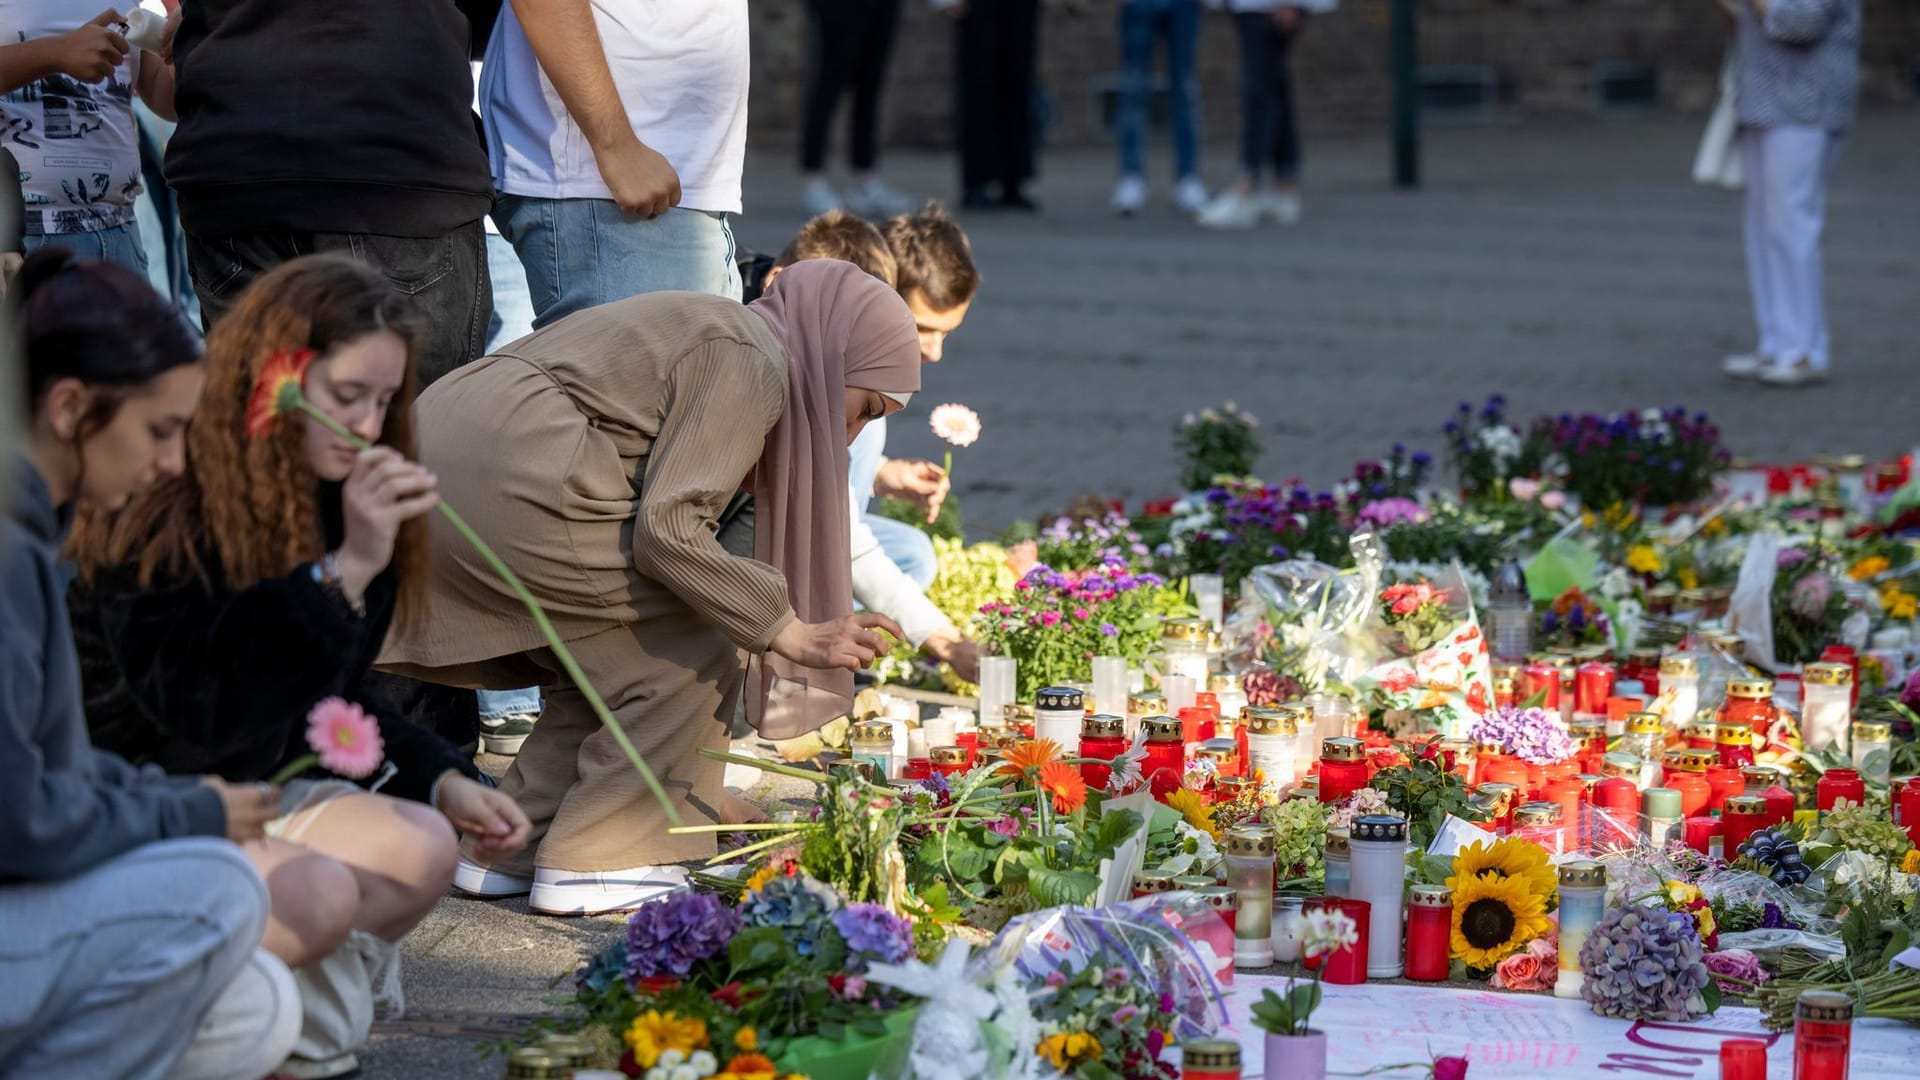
[1318,736,1369,803]
[1224,826,1277,968]
[1244,707,1297,797]
[1553,860,1607,1000]
[1852,720,1892,784]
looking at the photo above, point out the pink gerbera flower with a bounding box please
[306,697,384,778]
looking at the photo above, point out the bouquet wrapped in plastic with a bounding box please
[1353,558,1496,741]
[1228,533,1386,690]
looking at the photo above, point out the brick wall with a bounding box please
[747,0,1919,148]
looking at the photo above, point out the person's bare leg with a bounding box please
[280,793,459,942]
[243,839,359,968]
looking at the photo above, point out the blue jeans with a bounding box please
[478,686,542,719]
[131,100,199,324]
[848,419,939,589]
[1117,0,1202,180]
[494,197,742,329]
[485,231,538,351]
[24,221,147,278]
[0,839,268,1079]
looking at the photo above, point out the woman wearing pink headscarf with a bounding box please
[381,260,919,915]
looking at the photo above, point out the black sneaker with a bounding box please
[478,712,537,755]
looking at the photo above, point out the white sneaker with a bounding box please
[1758,358,1829,387]
[1722,352,1773,378]
[1196,191,1261,229]
[1259,189,1302,225]
[1111,175,1147,216]
[530,865,690,916]
[802,178,841,217]
[846,178,913,218]
[1173,176,1209,214]
[452,857,533,898]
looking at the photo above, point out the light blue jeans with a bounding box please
[131,99,200,323]
[0,838,268,1079]
[1117,0,1203,181]
[494,196,742,329]
[24,221,148,279]
[485,231,538,351]
[849,419,939,589]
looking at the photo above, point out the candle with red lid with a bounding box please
[1574,662,1615,717]
[1816,768,1865,817]
[1404,884,1452,982]
[1592,776,1639,850]
[1721,795,1770,859]
[1521,662,1560,709]
[1706,764,1746,814]
[1743,766,1797,827]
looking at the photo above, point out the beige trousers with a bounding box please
[473,621,737,875]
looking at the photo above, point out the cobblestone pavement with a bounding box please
[369,113,1920,1078]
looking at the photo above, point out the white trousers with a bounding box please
[1741,125,1833,370]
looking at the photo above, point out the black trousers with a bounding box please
[802,0,904,172]
[185,219,492,389]
[955,0,1040,194]
[1234,12,1302,182]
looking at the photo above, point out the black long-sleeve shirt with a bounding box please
[71,485,478,805]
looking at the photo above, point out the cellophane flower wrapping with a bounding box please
[1228,533,1387,689]
[981,896,1230,1046]
[1355,609,1495,742]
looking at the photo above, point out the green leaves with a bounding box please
[1027,865,1102,908]
[1248,983,1322,1036]
[728,926,793,979]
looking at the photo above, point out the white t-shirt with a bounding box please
[480,0,749,214]
[0,1,144,236]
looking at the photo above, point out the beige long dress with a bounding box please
[380,293,796,873]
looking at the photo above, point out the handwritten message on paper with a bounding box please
[1224,978,1920,1079]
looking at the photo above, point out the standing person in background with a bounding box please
[0,5,175,276]
[484,0,750,322]
[166,0,493,386]
[129,0,197,322]
[1719,0,1860,388]
[946,0,1043,211]
[1112,0,1207,217]
[1197,0,1334,229]
[800,0,914,219]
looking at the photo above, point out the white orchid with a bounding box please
[1301,907,1360,960]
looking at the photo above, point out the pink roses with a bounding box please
[1383,582,1443,616]
[1490,937,1558,992]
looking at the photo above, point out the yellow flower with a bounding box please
[1626,545,1664,574]
[1850,555,1891,581]
[1902,849,1920,876]
[1665,881,1703,907]
[734,1028,759,1052]
[1879,585,1918,621]
[1702,517,1727,538]
[1037,1032,1103,1071]
[1677,567,1700,591]
[1163,787,1218,840]
[1580,510,1597,530]
[1449,871,1553,969]
[624,1011,708,1069]
[1447,837,1557,900]
[1694,904,1718,943]
[740,864,781,900]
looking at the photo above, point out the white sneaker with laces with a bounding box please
[802,178,841,217]
[847,178,913,218]
[453,857,533,898]
[1111,175,1147,215]
[1721,352,1772,378]
[530,865,690,916]
[1259,189,1302,225]
[1196,191,1261,229]
[1758,359,1828,387]
[1173,176,1209,214]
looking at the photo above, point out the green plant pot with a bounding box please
[781,1006,921,1080]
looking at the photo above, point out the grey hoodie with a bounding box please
[1,456,225,882]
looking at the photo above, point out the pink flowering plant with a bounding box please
[1468,706,1578,766]
[1380,582,1454,655]
[977,559,1191,700]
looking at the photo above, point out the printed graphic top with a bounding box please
[0,4,144,237]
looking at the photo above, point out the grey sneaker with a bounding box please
[479,712,537,755]
[1722,352,1773,378]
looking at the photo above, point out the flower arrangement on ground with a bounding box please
[1578,905,1716,1021]
[1536,587,1611,651]
[1444,395,1541,502]
[1770,545,1855,665]
[1161,480,1350,592]
[1036,511,1152,573]
[976,561,1188,700]
[1467,706,1576,766]
[1380,582,1453,655]
[1249,906,1361,1036]
[1367,739,1485,849]
[1175,401,1261,492]
[1527,407,1728,510]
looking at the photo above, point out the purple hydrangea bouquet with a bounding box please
[1468,706,1578,766]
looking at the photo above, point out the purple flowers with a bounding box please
[1702,949,1769,993]
[1789,573,1835,620]
[831,903,914,970]
[1355,497,1429,530]
[1468,706,1577,765]
[622,890,741,981]
[1579,905,1712,1021]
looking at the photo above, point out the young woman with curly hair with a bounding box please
[68,254,530,1080]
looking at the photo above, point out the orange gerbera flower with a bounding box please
[998,738,1063,778]
[719,1054,779,1080]
[1037,760,1088,813]
[245,348,317,439]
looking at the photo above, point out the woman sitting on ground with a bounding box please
[68,254,531,1080]
[1,249,298,1080]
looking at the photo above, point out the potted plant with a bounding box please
[1247,906,1359,1080]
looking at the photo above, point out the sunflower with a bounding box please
[1037,760,1089,813]
[1163,787,1219,840]
[999,738,1064,778]
[1447,837,1557,899]
[624,1010,709,1068]
[1449,871,1553,969]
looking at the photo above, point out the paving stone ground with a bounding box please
[367,113,1920,1079]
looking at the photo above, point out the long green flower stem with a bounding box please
[295,399,678,824]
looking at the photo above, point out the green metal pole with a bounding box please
[1391,0,1420,188]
